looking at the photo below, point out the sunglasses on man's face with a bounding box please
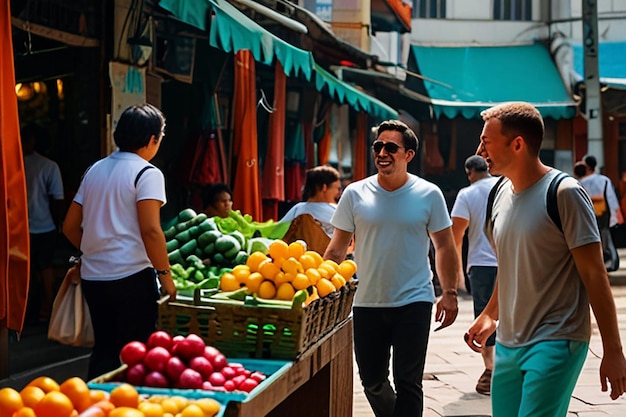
[372,141,404,154]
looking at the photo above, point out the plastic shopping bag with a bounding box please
[48,261,94,347]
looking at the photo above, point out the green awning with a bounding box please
[407,43,576,119]
[159,0,313,80]
[314,63,398,120]
[573,41,626,89]
[159,0,397,120]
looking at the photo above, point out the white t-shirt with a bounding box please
[580,173,621,227]
[24,152,64,234]
[280,202,336,237]
[331,174,452,307]
[450,176,498,271]
[74,151,166,281]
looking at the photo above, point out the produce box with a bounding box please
[158,279,358,360]
[88,358,292,416]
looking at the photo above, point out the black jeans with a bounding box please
[82,267,159,379]
[353,302,433,417]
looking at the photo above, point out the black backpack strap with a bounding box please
[134,166,155,188]
[546,172,569,233]
[485,176,507,229]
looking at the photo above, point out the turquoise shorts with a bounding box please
[492,339,588,417]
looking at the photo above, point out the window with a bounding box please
[413,0,446,19]
[494,0,532,21]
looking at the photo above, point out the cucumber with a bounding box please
[168,249,185,265]
[174,230,193,244]
[198,230,222,247]
[188,225,200,238]
[215,235,241,254]
[192,213,208,225]
[163,225,178,240]
[179,239,198,256]
[234,251,249,266]
[229,230,247,248]
[177,208,197,223]
[165,239,179,253]
[212,252,225,265]
[197,218,217,233]
[203,243,216,256]
[224,245,240,260]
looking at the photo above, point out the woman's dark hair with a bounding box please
[302,165,340,201]
[113,104,165,151]
[202,183,232,207]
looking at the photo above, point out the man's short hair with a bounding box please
[375,120,419,152]
[583,155,597,170]
[574,161,587,178]
[464,155,488,173]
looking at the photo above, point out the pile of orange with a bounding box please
[220,239,357,302]
[0,376,221,417]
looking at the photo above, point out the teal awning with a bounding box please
[159,0,397,120]
[573,41,626,89]
[314,63,398,120]
[159,0,313,80]
[407,43,576,119]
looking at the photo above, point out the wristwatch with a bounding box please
[156,269,171,276]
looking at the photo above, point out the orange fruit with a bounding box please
[321,260,339,272]
[292,273,311,291]
[338,259,357,279]
[257,280,277,299]
[258,259,280,280]
[109,407,144,417]
[193,398,221,416]
[19,386,45,409]
[246,251,268,272]
[219,272,241,291]
[281,257,303,275]
[33,391,74,417]
[305,268,321,285]
[89,390,108,405]
[245,272,264,293]
[91,399,115,415]
[316,278,336,297]
[108,384,139,409]
[275,283,296,301]
[316,266,331,279]
[138,401,165,417]
[60,377,91,412]
[273,271,288,285]
[304,250,324,266]
[231,265,251,283]
[298,254,318,271]
[0,387,24,417]
[12,407,36,417]
[180,404,204,417]
[169,396,188,411]
[268,240,289,261]
[160,398,180,414]
[287,241,306,260]
[330,273,347,290]
[26,376,60,393]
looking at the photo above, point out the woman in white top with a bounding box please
[281,165,342,237]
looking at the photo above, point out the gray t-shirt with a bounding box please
[488,170,599,347]
[332,174,452,307]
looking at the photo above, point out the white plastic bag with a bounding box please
[47,262,94,347]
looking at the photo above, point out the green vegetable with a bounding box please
[187,225,200,238]
[174,230,192,244]
[168,249,185,266]
[229,230,246,248]
[198,230,222,248]
[234,251,249,266]
[213,210,291,239]
[186,254,204,269]
[163,225,179,240]
[212,252,225,265]
[192,213,208,225]
[177,208,197,222]
[215,235,241,254]
[179,239,198,256]
[165,239,179,252]
[193,269,205,282]
[203,243,216,256]
[197,218,217,233]
[171,263,186,277]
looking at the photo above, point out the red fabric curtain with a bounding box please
[303,122,315,170]
[352,112,368,181]
[232,50,262,221]
[317,119,331,166]
[262,63,286,220]
[0,0,29,333]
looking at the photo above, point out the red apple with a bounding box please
[220,366,236,380]
[223,380,236,392]
[144,346,171,372]
[239,378,259,393]
[120,341,147,366]
[189,356,214,380]
[147,330,173,351]
[211,353,227,371]
[178,368,203,389]
[208,371,226,387]
[176,334,206,360]
[125,363,147,386]
[144,371,170,388]
[165,356,187,382]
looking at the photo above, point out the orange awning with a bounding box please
[0,0,30,333]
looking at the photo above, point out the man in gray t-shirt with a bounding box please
[465,102,626,416]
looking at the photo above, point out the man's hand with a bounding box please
[600,348,626,400]
[434,291,458,331]
[464,314,497,352]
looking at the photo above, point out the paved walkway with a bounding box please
[352,284,626,416]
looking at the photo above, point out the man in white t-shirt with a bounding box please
[21,123,64,322]
[451,155,498,395]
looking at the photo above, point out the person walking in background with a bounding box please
[280,165,341,237]
[466,102,626,417]
[324,120,460,417]
[573,160,588,180]
[580,155,623,272]
[21,123,65,323]
[62,104,176,379]
[202,182,233,219]
[450,155,498,395]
